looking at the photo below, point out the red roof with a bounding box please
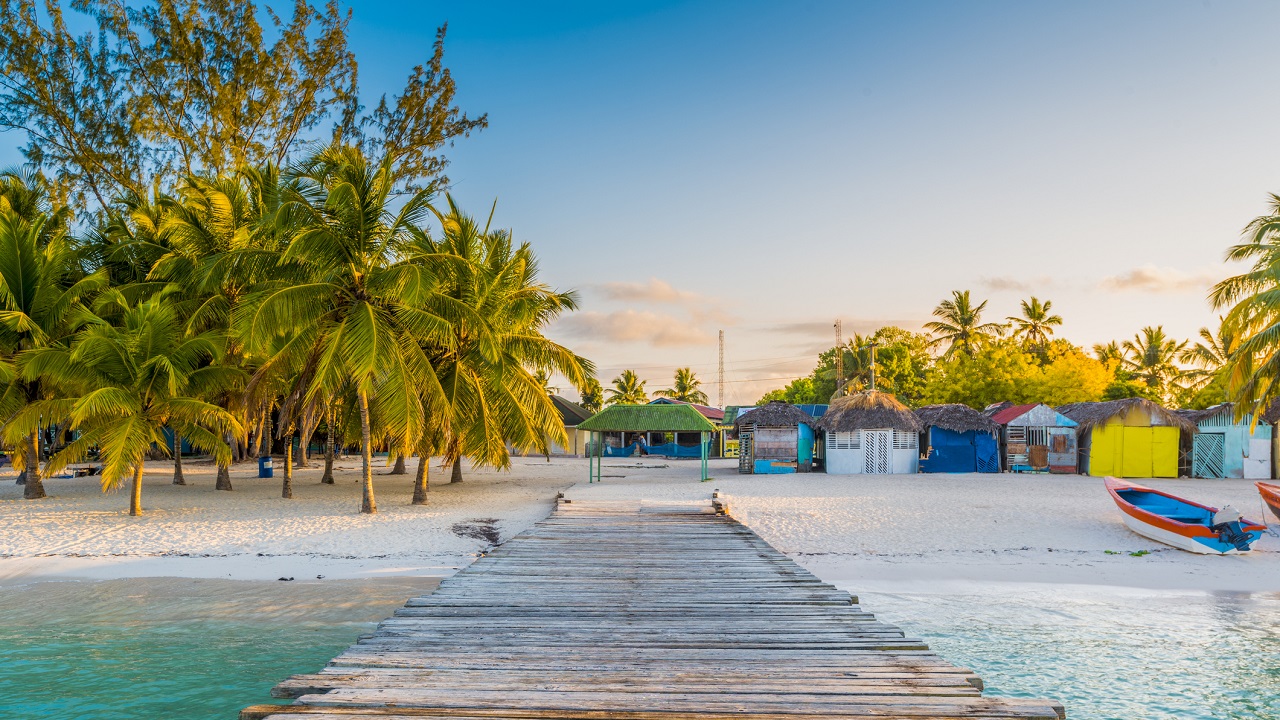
[648,398,725,422]
[990,403,1039,425]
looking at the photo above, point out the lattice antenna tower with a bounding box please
[717,330,725,408]
[834,319,843,395]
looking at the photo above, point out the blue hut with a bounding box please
[1185,403,1272,479]
[915,404,1001,473]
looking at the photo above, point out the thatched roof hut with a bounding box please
[816,391,921,433]
[736,401,814,428]
[1057,398,1195,434]
[914,404,999,436]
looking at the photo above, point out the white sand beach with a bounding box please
[2,456,1277,591]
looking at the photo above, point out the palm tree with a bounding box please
[7,299,241,515]
[1209,196,1280,411]
[1093,341,1123,365]
[0,196,107,499]
[1179,318,1238,395]
[1121,326,1188,399]
[579,378,603,414]
[607,370,648,405]
[417,199,591,489]
[1007,297,1062,347]
[235,144,453,514]
[654,367,709,404]
[924,290,1004,358]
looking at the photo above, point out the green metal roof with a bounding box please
[577,403,717,433]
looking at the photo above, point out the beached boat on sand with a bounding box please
[1258,481,1280,523]
[1104,477,1265,554]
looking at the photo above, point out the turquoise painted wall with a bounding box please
[798,423,814,465]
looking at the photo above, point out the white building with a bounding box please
[816,391,920,475]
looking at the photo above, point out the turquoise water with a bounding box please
[0,577,434,720]
[861,585,1280,720]
[1,577,1275,719]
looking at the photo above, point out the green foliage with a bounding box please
[0,1,485,211]
[924,340,1038,409]
[654,367,709,405]
[1007,296,1062,348]
[579,378,603,414]
[757,377,817,405]
[924,290,1004,358]
[607,369,648,405]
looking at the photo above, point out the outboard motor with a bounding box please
[1210,505,1253,552]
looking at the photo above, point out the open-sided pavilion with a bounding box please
[576,404,717,482]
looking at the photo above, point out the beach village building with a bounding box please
[1059,398,1193,478]
[648,398,726,457]
[1181,403,1271,479]
[914,404,1000,473]
[577,403,717,482]
[734,402,817,474]
[816,391,920,475]
[988,403,1079,473]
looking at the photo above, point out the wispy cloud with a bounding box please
[1098,265,1220,293]
[595,278,702,304]
[979,275,1060,293]
[553,310,715,347]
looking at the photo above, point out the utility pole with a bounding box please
[861,341,880,391]
[717,330,725,408]
[834,320,843,396]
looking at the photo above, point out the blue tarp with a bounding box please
[920,428,1000,473]
[603,441,705,458]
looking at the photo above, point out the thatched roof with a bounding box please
[736,401,814,429]
[1057,398,1195,433]
[1181,402,1268,425]
[815,391,921,433]
[577,403,717,433]
[914,404,999,435]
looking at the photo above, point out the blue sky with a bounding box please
[352,0,1280,403]
[16,1,1280,404]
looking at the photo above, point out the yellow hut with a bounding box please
[1058,398,1194,478]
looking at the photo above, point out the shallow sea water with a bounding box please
[0,576,1276,719]
[0,577,436,719]
[860,585,1280,720]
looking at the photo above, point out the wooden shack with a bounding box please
[816,391,920,475]
[914,404,1001,473]
[735,402,817,474]
[1183,403,1271,479]
[988,403,1079,473]
[1059,398,1193,478]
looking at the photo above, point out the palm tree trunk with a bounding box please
[129,462,144,516]
[412,452,429,505]
[282,431,293,499]
[172,430,186,485]
[450,458,463,484]
[22,432,45,499]
[321,411,335,484]
[358,387,377,514]
[392,452,407,475]
[216,436,234,491]
[259,410,272,457]
[296,417,315,468]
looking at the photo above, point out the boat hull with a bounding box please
[1105,477,1265,555]
[1258,482,1280,523]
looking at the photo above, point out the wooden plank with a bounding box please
[242,500,1064,720]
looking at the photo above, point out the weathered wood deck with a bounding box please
[241,499,1064,720]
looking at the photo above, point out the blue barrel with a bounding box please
[258,456,273,478]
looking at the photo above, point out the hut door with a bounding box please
[1192,433,1225,478]
[863,430,891,474]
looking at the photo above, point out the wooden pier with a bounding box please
[242,499,1064,720]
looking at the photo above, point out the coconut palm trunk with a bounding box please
[172,431,186,485]
[129,463,144,516]
[22,432,45,499]
[392,453,407,474]
[321,412,335,484]
[412,451,429,505]
[282,431,293,499]
[216,436,234,491]
[451,458,463,483]
[358,387,377,514]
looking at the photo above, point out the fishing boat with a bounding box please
[1104,477,1265,554]
[1258,481,1280,523]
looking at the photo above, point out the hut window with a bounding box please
[1025,426,1048,447]
[828,431,859,450]
[893,430,917,449]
